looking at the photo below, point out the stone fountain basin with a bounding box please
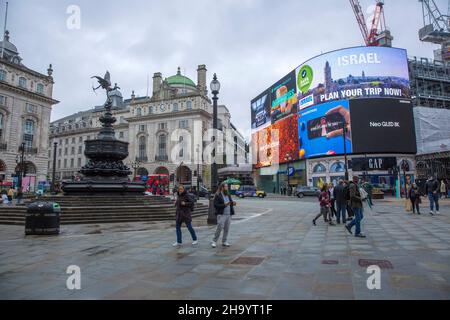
[84,139,129,160]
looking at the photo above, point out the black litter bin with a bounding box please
[25,202,61,235]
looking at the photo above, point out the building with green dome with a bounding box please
[48,64,249,190]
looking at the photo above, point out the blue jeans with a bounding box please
[428,193,439,212]
[348,207,364,235]
[336,202,347,223]
[176,222,197,244]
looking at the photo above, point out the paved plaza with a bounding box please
[0,197,449,300]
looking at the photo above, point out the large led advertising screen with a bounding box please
[350,98,416,154]
[251,46,415,167]
[295,46,410,107]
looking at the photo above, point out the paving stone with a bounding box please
[0,198,449,299]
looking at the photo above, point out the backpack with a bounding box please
[344,184,351,201]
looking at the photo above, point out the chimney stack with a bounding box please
[197,64,207,96]
[152,72,162,96]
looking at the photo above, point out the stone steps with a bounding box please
[0,195,209,226]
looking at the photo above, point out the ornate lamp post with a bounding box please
[400,159,409,198]
[51,142,58,194]
[208,74,220,225]
[196,144,200,199]
[130,157,141,180]
[210,73,220,194]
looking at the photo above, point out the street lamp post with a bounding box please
[284,154,293,196]
[16,142,25,190]
[210,73,220,194]
[51,142,58,194]
[401,160,409,198]
[342,122,349,181]
[196,144,200,199]
[208,73,220,225]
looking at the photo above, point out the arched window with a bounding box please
[136,107,142,116]
[19,77,27,88]
[36,83,44,94]
[173,103,179,112]
[149,106,153,114]
[330,162,345,173]
[158,134,167,157]
[138,136,147,161]
[186,101,192,110]
[313,163,327,173]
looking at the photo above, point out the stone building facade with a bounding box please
[0,31,58,190]
[49,65,247,188]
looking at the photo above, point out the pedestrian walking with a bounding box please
[425,176,440,215]
[328,183,337,219]
[440,180,447,199]
[313,185,335,226]
[342,180,354,219]
[16,187,23,205]
[408,183,421,215]
[334,179,347,224]
[172,185,198,247]
[211,182,236,248]
[345,176,366,238]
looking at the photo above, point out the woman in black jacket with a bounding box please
[408,183,421,215]
[173,185,198,247]
[211,183,236,248]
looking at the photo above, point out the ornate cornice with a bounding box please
[127,109,212,122]
[0,81,59,105]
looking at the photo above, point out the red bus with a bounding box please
[133,174,170,195]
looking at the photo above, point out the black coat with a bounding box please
[425,179,439,194]
[175,191,194,223]
[333,184,347,205]
[214,193,235,216]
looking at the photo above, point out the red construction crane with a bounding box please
[349,0,393,47]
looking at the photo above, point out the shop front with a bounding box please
[307,155,416,195]
[276,161,306,194]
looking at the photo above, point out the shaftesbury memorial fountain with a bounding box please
[62,72,145,194]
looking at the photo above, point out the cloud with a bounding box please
[6,0,440,141]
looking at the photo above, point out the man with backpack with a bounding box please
[345,176,366,238]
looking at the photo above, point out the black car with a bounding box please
[197,186,210,198]
[182,185,210,198]
[294,186,320,198]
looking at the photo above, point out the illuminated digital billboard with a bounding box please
[251,46,416,166]
[295,46,410,106]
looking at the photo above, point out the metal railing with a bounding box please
[136,156,148,162]
[19,147,38,154]
[155,155,168,162]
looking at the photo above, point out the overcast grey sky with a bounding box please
[5,0,446,139]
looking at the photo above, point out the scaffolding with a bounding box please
[409,56,450,109]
